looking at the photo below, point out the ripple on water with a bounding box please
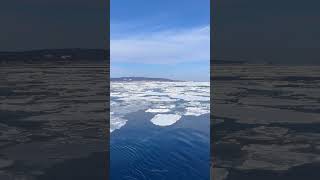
[110,129,210,180]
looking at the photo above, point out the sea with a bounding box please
[110,81,210,180]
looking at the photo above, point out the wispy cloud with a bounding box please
[111,25,210,64]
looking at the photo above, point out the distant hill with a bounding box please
[0,49,108,63]
[111,77,181,82]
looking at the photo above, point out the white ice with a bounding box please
[184,107,210,116]
[146,108,171,113]
[150,114,182,126]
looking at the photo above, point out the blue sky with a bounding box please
[111,0,210,81]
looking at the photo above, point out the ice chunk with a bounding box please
[110,113,127,132]
[150,114,181,126]
[146,108,171,113]
[184,107,210,116]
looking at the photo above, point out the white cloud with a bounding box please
[111,25,210,64]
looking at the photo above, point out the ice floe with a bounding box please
[185,107,210,116]
[146,108,171,113]
[150,114,182,126]
[110,113,127,132]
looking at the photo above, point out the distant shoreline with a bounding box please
[0,48,108,63]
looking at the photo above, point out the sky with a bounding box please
[2,0,317,67]
[111,0,210,81]
[0,0,108,51]
[213,0,320,64]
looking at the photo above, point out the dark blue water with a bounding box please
[110,111,210,180]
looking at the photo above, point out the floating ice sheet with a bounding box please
[185,107,210,116]
[110,113,127,132]
[146,108,171,113]
[150,114,182,126]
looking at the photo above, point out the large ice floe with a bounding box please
[110,81,210,132]
[150,114,182,126]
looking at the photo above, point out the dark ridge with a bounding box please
[0,49,108,63]
[212,76,320,81]
[212,59,247,65]
[111,77,182,82]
